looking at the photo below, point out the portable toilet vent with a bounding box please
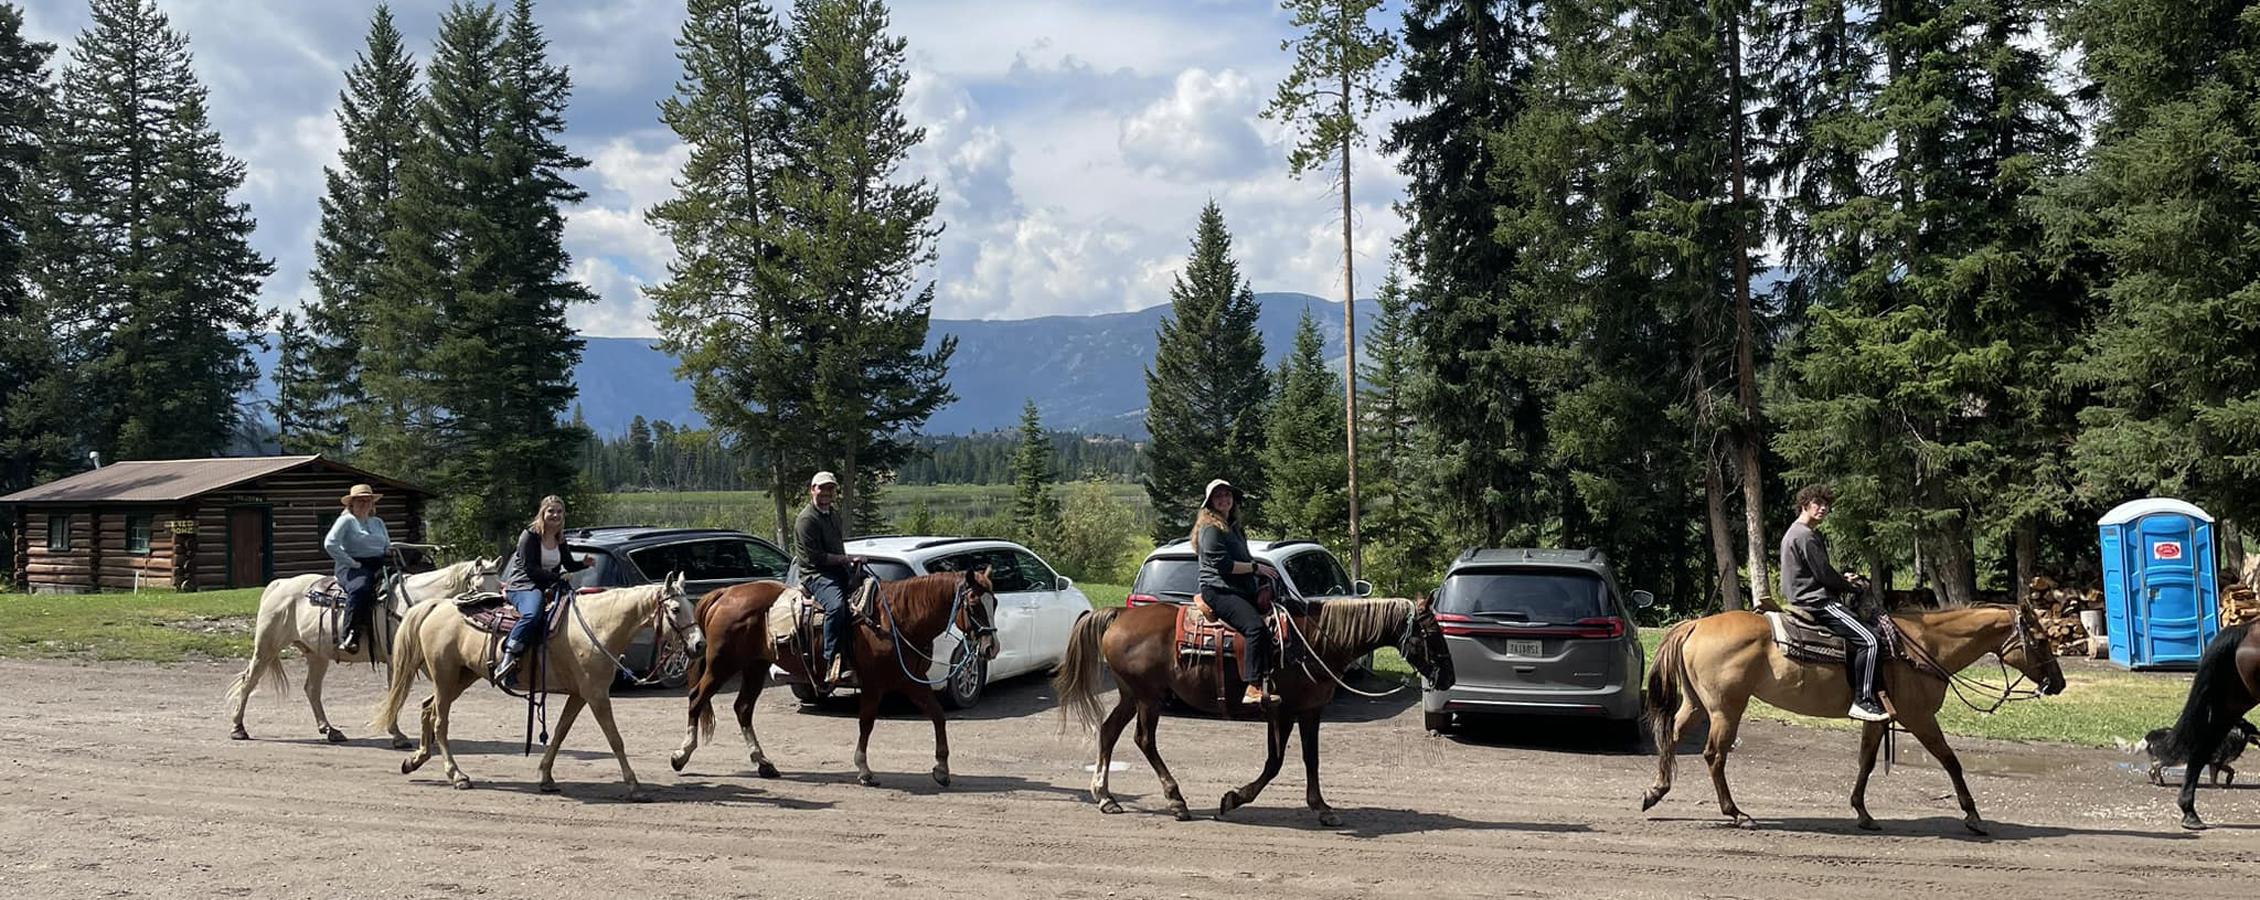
[2097,498,2219,669]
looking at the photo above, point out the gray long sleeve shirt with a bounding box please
[1779,521,1860,609]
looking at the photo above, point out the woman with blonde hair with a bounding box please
[492,495,591,684]
[1193,479,1279,704]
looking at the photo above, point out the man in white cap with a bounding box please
[794,471,865,686]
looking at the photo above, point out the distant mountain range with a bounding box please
[241,292,1377,440]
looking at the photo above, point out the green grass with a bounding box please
[0,587,265,662]
[1636,625,2186,748]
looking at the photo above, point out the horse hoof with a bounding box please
[539,781,559,794]
[1733,815,1758,830]
[400,758,417,775]
[669,753,688,773]
[1639,789,1665,812]
[2182,815,2208,831]
[932,767,951,787]
[1099,800,1123,815]
[1856,818,1880,832]
[1317,810,1342,828]
[626,789,650,803]
[858,773,880,787]
[1963,819,1988,836]
[451,779,474,791]
[756,761,780,780]
[1171,805,1193,822]
[323,728,348,744]
[1218,791,1243,818]
[229,727,249,741]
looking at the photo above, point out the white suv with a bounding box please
[1128,538,1372,609]
[775,536,1093,710]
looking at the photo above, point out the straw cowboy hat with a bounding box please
[340,484,383,506]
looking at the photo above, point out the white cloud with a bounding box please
[1119,68,1270,181]
[567,256,656,338]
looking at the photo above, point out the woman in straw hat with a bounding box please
[1193,478,1279,704]
[323,484,393,654]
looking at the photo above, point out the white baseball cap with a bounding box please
[810,471,839,488]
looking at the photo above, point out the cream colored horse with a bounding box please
[227,555,500,744]
[371,573,703,801]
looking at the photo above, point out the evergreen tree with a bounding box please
[627,414,654,484]
[47,0,273,461]
[1142,201,1270,539]
[648,0,806,543]
[1356,262,1434,592]
[1009,400,1055,541]
[300,5,418,458]
[1262,310,1348,545]
[2051,0,2260,531]
[1388,0,1557,548]
[271,311,323,455]
[774,0,954,528]
[0,0,67,498]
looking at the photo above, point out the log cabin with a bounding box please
[0,456,431,594]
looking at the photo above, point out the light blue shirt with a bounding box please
[324,511,391,566]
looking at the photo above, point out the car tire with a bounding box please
[938,646,987,711]
[1424,709,1452,734]
[788,680,823,706]
[654,645,692,690]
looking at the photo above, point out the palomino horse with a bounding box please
[667,569,999,787]
[370,573,702,800]
[1052,597,1455,825]
[1641,603,2064,833]
[2161,621,2259,829]
[227,553,499,744]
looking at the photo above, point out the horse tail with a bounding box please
[227,588,295,708]
[1052,607,1121,733]
[688,590,727,743]
[370,597,438,733]
[1646,619,1699,755]
[2162,622,2253,764]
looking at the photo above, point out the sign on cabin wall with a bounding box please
[166,520,197,534]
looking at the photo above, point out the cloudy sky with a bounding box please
[18,0,1408,338]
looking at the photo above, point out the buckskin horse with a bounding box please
[667,568,999,787]
[1052,596,1454,826]
[227,552,499,744]
[2160,621,2259,829]
[370,574,702,800]
[1641,601,2064,833]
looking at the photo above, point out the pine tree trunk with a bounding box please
[771,456,790,547]
[1725,4,1768,607]
[2220,520,2247,583]
[1705,446,1747,610]
[1339,64,1362,582]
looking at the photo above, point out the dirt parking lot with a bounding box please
[1,657,2253,899]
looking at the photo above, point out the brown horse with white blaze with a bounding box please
[668,569,999,786]
[1641,603,2064,833]
[1052,596,1454,826]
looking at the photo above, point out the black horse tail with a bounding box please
[1645,619,1699,755]
[2162,622,2254,764]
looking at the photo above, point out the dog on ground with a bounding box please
[2117,719,2260,786]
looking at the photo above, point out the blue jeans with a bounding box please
[805,574,851,668]
[503,588,549,653]
[335,557,383,635]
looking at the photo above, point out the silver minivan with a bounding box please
[1420,548,1653,742]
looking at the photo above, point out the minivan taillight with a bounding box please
[1126,593,1160,607]
[1570,616,1626,639]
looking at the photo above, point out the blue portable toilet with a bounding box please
[2098,498,2220,669]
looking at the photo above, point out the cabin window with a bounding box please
[46,514,71,551]
[126,515,152,554]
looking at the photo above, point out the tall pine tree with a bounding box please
[299,5,419,458]
[773,0,955,528]
[1262,309,1348,545]
[1009,400,1055,542]
[1356,262,1435,592]
[647,0,806,543]
[47,0,272,461]
[270,311,321,455]
[0,0,66,496]
[1143,201,1270,539]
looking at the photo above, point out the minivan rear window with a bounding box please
[1133,557,1200,600]
[1438,569,1608,622]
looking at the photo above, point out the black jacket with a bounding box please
[500,528,589,592]
[1779,521,1859,609]
[1197,523,1258,597]
[794,503,852,582]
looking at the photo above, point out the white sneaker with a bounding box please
[1847,698,1891,723]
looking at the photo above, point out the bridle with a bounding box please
[1286,598,1429,699]
[881,575,998,687]
[1897,604,2052,715]
[573,582,695,687]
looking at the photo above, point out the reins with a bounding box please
[1285,599,1424,699]
[1893,609,2049,715]
[876,578,994,687]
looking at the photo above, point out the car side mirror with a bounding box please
[1631,589,1656,609]
[1056,575,1074,591]
[1353,579,1373,597]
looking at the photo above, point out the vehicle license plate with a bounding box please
[1503,639,1543,658]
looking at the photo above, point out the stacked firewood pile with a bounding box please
[2028,576,2107,658]
[2223,582,2260,629]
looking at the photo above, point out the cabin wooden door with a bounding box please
[228,508,266,587]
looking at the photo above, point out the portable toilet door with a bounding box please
[2097,498,2219,669]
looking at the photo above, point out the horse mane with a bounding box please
[882,572,966,611]
[402,560,472,594]
[1307,598,1411,658]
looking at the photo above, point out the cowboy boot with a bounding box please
[336,627,361,655]
[491,646,522,687]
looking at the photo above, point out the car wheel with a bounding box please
[1424,709,1452,734]
[788,680,822,705]
[939,646,987,711]
[653,645,692,689]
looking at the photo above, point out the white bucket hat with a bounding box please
[810,471,839,488]
[1202,478,1244,508]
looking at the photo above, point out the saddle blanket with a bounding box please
[455,591,571,637]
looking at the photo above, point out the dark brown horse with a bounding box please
[2163,621,2260,829]
[668,569,998,786]
[1052,597,1454,825]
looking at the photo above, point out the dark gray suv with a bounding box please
[1420,548,1654,741]
[561,526,792,687]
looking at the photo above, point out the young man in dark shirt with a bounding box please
[1779,484,1889,723]
[794,471,864,686]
